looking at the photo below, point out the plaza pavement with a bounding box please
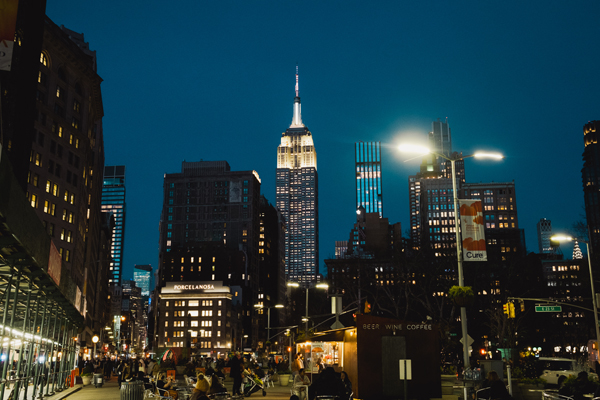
[41,375,295,400]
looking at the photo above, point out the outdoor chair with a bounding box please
[156,387,175,400]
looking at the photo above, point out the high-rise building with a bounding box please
[134,264,153,297]
[430,118,452,153]
[537,218,553,254]
[276,68,318,286]
[102,165,126,285]
[156,160,262,350]
[582,121,600,254]
[355,141,383,217]
[461,181,525,260]
[28,18,109,336]
[408,150,464,249]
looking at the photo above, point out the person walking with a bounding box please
[291,354,303,377]
[229,352,243,396]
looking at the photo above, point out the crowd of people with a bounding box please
[77,352,355,400]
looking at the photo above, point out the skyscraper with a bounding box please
[582,121,600,255]
[102,165,126,285]
[355,141,383,217]
[155,160,262,350]
[537,218,553,254]
[133,264,153,297]
[276,68,318,286]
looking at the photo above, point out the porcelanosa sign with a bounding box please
[162,281,229,294]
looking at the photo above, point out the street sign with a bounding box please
[535,306,562,312]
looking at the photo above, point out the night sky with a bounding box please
[47,1,600,281]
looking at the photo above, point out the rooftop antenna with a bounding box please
[295,64,299,97]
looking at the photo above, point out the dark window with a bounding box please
[57,67,66,82]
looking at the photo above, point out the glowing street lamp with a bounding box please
[254,304,284,341]
[551,235,600,358]
[287,282,329,337]
[398,143,503,371]
[92,335,99,359]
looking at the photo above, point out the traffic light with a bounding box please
[364,300,372,314]
[503,303,509,315]
[508,302,515,319]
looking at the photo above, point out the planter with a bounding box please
[279,374,290,386]
[81,375,92,386]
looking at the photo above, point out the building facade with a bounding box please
[156,161,262,349]
[537,218,553,254]
[134,264,153,297]
[102,165,126,285]
[582,121,600,255]
[0,10,110,392]
[355,141,383,217]
[29,18,109,340]
[157,282,237,357]
[276,69,318,286]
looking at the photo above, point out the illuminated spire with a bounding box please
[573,241,583,259]
[290,65,304,128]
[295,64,299,97]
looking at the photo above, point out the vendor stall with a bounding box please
[296,314,441,400]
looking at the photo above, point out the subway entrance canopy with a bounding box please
[0,149,84,399]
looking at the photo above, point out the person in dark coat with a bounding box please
[563,371,596,400]
[308,367,346,400]
[229,352,243,396]
[478,371,510,400]
[340,371,352,400]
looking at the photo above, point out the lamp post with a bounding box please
[399,144,503,370]
[92,335,99,360]
[254,304,284,342]
[287,282,329,337]
[551,235,600,359]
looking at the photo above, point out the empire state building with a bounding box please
[276,68,318,286]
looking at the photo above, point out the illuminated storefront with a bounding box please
[158,281,238,357]
[296,315,441,400]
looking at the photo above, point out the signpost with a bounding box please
[535,306,562,312]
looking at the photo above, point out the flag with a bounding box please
[459,199,487,261]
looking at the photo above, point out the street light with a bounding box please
[287,282,329,337]
[398,143,503,371]
[254,304,284,342]
[92,335,99,359]
[550,235,600,359]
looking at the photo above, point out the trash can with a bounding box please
[120,381,144,400]
[94,373,104,388]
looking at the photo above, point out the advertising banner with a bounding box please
[0,0,19,71]
[459,199,487,261]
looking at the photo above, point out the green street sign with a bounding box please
[535,306,562,312]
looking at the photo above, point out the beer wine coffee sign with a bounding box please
[459,200,487,261]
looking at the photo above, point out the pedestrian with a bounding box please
[308,367,346,400]
[292,354,303,377]
[103,358,112,380]
[230,352,243,396]
[340,371,352,400]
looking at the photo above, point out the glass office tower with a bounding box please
[102,165,126,285]
[355,141,383,217]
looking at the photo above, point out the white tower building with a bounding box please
[276,67,318,286]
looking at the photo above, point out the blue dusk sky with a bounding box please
[47,1,600,280]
